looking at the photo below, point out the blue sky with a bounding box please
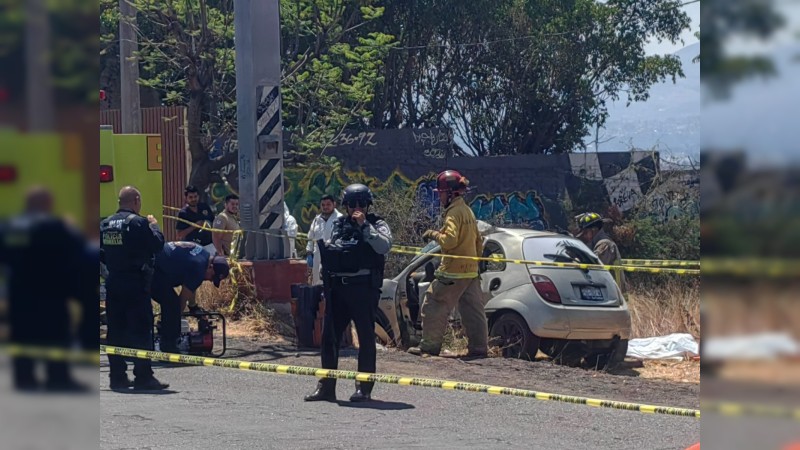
[702,1,800,166]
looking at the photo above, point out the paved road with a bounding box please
[99,355,699,450]
[0,356,98,450]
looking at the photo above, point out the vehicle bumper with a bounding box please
[530,304,631,341]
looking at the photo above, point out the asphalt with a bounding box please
[97,355,700,450]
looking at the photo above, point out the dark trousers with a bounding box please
[320,279,380,393]
[151,271,181,352]
[9,288,73,388]
[105,274,154,380]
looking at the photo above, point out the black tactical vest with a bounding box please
[318,213,385,275]
[100,210,154,274]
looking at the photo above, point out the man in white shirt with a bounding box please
[305,195,343,285]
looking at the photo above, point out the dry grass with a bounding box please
[442,325,469,354]
[371,184,439,279]
[626,276,700,339]
[715,359,800,387]
[703,280,800,341]
[635,359,700,383]
[194,269,294,341]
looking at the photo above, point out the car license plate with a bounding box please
[580,286,604,301]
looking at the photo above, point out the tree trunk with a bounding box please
[186,90,210,198]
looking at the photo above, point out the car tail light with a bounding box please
[100,165,114,182]
[531,274,561,304]
[0,165,17,183]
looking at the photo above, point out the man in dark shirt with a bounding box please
[175,185,215,252]
[151,241,230,352]
[0,187,90,391]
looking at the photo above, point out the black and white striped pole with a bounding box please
[234,0,287,260]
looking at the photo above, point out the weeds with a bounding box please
[626,276,700,339]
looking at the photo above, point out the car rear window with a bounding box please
[522,236,601,265]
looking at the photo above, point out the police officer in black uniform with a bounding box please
[304,184,392,402]
[0,187,89,391]
[100,186,168,391]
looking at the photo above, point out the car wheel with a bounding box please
[489,312,540,360]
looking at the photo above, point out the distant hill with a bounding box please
[589,43,700,159]
[701,43,800,166]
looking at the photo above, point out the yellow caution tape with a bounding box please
[621,259,700,267]
[390,246,701,276]
[2,344,100,364]
[162,205,693,273]
[702,401,800,422]
[701,258,800,277]
[387,244,700,273]
[162,213,309,239]
[101,345,699,419]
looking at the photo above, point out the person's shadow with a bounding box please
[105,388,179,395]
[336,399,415,410]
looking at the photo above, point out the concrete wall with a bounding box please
[203,128,670,232]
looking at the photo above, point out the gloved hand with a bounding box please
[306,253,313,267]
[422,229,439,242]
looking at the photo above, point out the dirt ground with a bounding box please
[222,337,700,409]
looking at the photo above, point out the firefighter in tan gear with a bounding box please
[575,212,626,290]
[408,170,489,358]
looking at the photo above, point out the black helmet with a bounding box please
[576,212,604,230]
[342,183,373,208]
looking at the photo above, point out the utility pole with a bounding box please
[25,0,54,131]
[234,0,286,260]
[119,0,141,133]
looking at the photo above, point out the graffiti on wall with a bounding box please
[649,194,699,223]
[195,129,685,234]
[470,191,549,230]
[283,167,429,231]
[205,135,240,213]
[282,165,551,233]
[645,173,700,223]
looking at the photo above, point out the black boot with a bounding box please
[304,380,336,402]
[133,376,170,391]
[109,375,134,390]
[349,381,372,402]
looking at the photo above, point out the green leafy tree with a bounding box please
[368,0,690,156]
[700,0,785,99]
[0,0,98,106]
[100,0,393,194]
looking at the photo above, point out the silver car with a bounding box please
[377,223,631,365]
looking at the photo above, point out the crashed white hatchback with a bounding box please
[376,222,631,365]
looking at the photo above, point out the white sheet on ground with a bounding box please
[702,332,800,360]
[626,333,699,360]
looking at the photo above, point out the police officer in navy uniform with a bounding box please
[0,187,89,391]
[304,184,392,402]
[100,186,169,391]
[151,241,230,353]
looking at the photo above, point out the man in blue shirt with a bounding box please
[152,242,230,352]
